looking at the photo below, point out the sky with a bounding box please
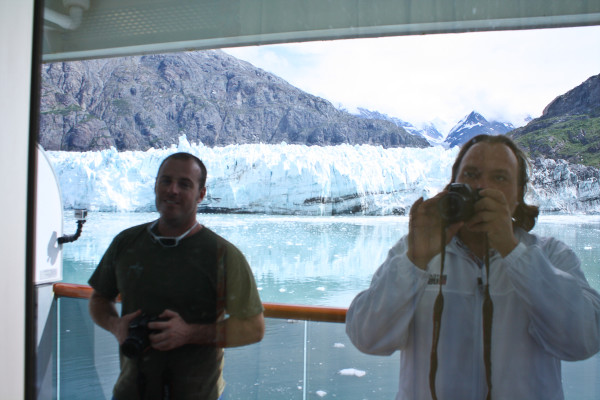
[224,26,600,136]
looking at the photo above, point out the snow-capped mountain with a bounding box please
[418,122,445,145]
[355,108,444,145]
[444,111,515,148]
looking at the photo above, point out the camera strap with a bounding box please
[429,229,493,400]
[135,358,172,399]
[136,357,146,398]
[133,241,228,398]
[482,236,493,400]
[428,225,446,400]
[215,240,227,346]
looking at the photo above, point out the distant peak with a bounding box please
[445,111,513,148]
[465,111,487,122]
[542,73,600,118]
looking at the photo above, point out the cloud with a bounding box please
[224,26,600,134]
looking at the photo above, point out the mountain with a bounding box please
[419,123,445,143]
[444,111,515,148]
[542,74,600,118]
[355,108,444,144]
[39,51,429,151]
[510,73,600,167]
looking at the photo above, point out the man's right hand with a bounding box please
[407,193,463,270]
[89,290,142,345]
[113,310,142,344]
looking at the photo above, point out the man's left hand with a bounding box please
[148,309,215,351]
[466,188,518,257]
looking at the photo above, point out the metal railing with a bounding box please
[53,283,347,323]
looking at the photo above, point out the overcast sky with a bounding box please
[224,26,600,135]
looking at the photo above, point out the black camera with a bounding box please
[437,183,482,224]
[121,313,162,358]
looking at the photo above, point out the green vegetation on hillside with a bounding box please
[41,104,82,116]
[112,99,131,116]
[511,113,600,167]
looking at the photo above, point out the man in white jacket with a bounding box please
[346,134,600,400]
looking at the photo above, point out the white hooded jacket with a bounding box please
[346,229,600,400]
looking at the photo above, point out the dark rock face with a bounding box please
[40,50,429,151]
[542,74,600,118]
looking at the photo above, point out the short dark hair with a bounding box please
[157,152,207,189]
[450,134,539,231]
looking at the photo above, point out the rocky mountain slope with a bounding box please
[510,74,600,167]
[40,50,429,151]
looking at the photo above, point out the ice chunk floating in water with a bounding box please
[339,368,366,377]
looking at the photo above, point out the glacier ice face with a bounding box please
[528,157,600,213]
[46,135,600,215]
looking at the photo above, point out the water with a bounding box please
[62,212,600,306]
[62,212,409,306]
[59,212,600,399]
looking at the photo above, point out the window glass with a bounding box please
[37,1,600,398]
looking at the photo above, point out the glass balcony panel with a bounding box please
[304,321,399,399]
[223,319,306,399]
[58,297,119,399]
[53,295,600,399]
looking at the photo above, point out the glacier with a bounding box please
[46,135,600,215]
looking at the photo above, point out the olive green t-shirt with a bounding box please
[89,222,263,400]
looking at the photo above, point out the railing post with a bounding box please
[56,296,61,400]
[303,320,308,400]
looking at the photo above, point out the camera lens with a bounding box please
[120,314,156,358]
[121,336,146,358]
[438,192,465,222]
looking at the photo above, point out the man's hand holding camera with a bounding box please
[464,188,518,257]
[114,309,142,345]
[118,309,218,358]
[407,184,519,269]
[407,193,463,270]
[148,309,216,351]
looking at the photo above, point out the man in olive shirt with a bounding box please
[89,152,264,400]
